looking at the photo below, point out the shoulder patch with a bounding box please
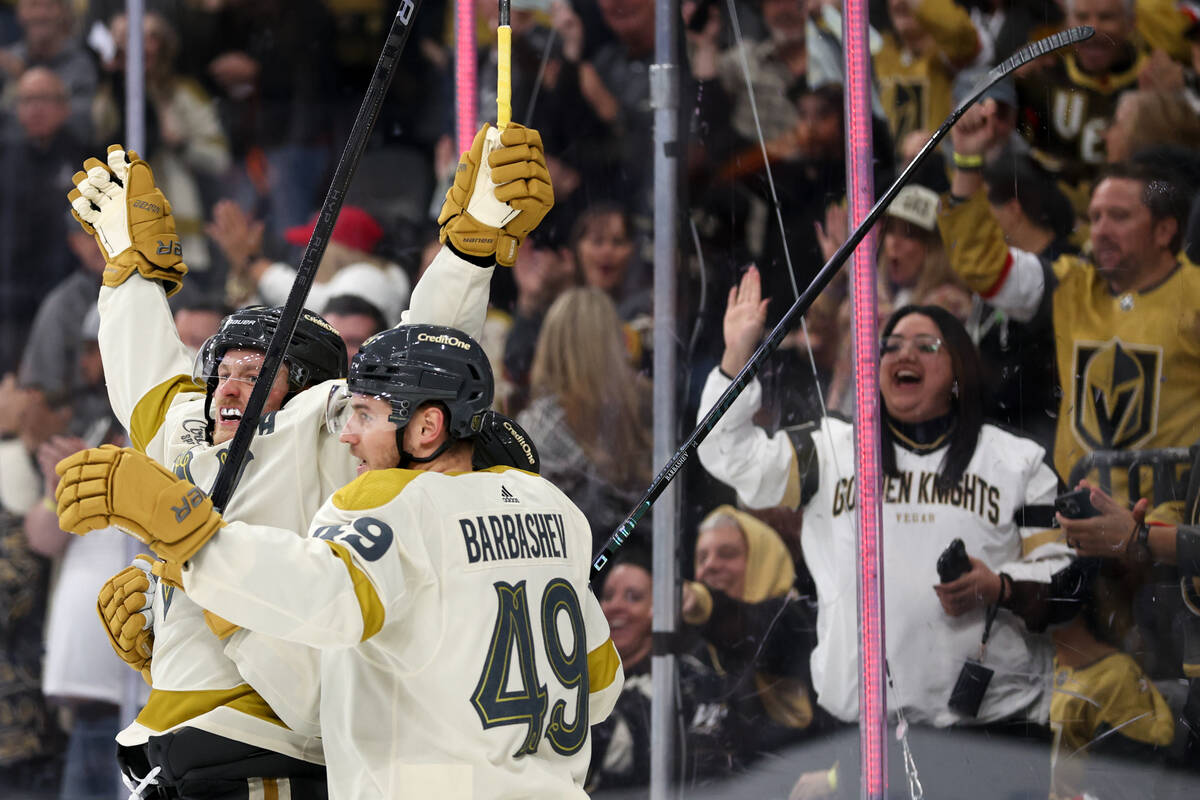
[131,374,206,453]
[333,469,423,511]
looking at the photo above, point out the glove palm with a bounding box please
[67,144,188,296]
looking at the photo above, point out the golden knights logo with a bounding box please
[1072,339,1162,451]
[888,79,927,146]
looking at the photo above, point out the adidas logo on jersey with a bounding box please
[500,486,519,504]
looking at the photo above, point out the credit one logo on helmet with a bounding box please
[502,420,537,467]
[417,332,473,350]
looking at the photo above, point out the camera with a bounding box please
[937,538,972,583]
[1054,487,1099,520]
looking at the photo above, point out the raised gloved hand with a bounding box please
[438,123,554,267]
[67,144,188,296]
[56,444,224,563]
[97,555,157,684]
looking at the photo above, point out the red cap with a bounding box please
[284,206,384,253]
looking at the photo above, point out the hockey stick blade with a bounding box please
[209,0,423,512]
[590,26,1094,577]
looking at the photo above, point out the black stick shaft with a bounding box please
[590,26,1094,577]
[210,0,424,511]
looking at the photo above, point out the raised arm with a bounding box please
[69,146,204,455]
[696,267,818,511]
[940,102,1047,322]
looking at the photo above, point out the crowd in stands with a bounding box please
[1,0,1200,797]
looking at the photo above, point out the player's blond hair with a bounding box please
[530,287,651,488]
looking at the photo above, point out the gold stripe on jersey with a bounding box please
[129,374,206,453]
[780,443,802,511]
[136,684,287,732]
[325,541,386,641]
[332,469,422,511]
[587,638,621,694]
[1020,528,1066,557]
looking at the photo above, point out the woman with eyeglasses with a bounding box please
[696,266,1071,736]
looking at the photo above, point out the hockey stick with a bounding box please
[591,25,1095,576]
[209,0,423,511]
[497,0,512,129]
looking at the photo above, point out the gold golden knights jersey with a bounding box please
[182,466,623,800]
[874,0,979,146]
[940,190,1200,508]
[696,370,1069,726]
[97,246,495,759]
[1049,651,1174,798]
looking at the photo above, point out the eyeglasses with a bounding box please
[879,334,943,357]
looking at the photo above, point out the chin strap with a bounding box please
[394,428,456,469]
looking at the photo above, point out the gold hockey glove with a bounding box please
[97,555,156,684]
[56,444,224,564]
[438,123,554,267]
[67,144,188,296]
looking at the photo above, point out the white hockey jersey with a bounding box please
[183,466,624,800]
[696,369,1070,727]
[98,247,494,759]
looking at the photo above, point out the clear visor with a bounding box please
[192,349,273,388]
[324,383,399,437]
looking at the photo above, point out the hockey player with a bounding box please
[940,99,1200,509]
[56,324,623,800]
[67,123,553,797]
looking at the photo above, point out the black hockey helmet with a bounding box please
[348,324,493,441]
[472,410,540,473]
[194,306,348,433]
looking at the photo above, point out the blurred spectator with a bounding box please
[0,366,69,797]
[321,293,387,361]
[0,65,84,374]
[517,287,652,549]
[210,200,411,325]
[572,202,649,323]
[1017,0,1146,217]
[698,269,1069,734]
[1103,87,1200,163]
[25,430,128,800]
[589,550,655,790]
[207,0,338,237]
[94,11,231,283]
[686,0,813,145]
[944,105,1200,510]
[0,505,61,798]
[17,214,106,415]
[1057,479,1200,783]
[169,291,227,360]
[0,0,96,136]
[1047,565,1176,798]
[973,154,1075,448]
[550,0,691,228]
[21,306,128,800]
[680,505,820,772]
[874,0,980,152]
[501,225,577,414]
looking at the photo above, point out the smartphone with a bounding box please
[1054,488,1099,520]
[937,538,972,584]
